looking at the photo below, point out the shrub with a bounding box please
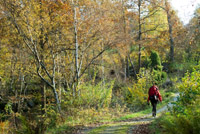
[159,102,200,134]
[149,50,162,71]
[157,65,200,134]
[149,50,167,85]
[152,69,167,85]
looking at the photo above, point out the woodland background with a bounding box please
[0,0,199,133]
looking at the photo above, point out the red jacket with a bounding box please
[147,85,162,102]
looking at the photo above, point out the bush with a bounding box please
[156,65,200,134]
[150,50,162,71]
[149,50,167,85]
[174,66,200,113]
[152,70,167,85]
[158,102,200,134]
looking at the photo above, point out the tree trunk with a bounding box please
[128,55,137,80]
[52,54,61,111]
[101,42,105,86]
[58,56,62,102]
[126,56,130,77]
[39,0,61,112]
[165,0,174,62]
[124,58,127,81]
[41,82,46,115]
[138,0,142,73]
[73,0,79,97]
[122,0,128,80]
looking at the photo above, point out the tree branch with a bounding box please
[37,66,54,89]
[141,24,162,34]
[78,43,113,79]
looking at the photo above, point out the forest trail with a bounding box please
[80,93,179,134]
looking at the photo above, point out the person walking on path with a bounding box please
[147,82,162,117]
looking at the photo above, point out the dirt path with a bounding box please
[80,93,179,134]
[80,116,154,134]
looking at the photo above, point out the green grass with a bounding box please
[149,116,164,134]
[114,108,152,121]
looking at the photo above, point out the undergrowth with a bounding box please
[150,65,200,134]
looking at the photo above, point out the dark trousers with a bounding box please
[150,99,158,117]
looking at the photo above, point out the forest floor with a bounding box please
[79,93,179,134]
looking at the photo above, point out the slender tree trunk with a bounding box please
[10,51,15,95]
[122,0,128,80]
[124,58,127,81]
[101,42,105,86]
[18,73,24,112]
[73,0,79,97]
[41,82,46,115]
[165,0,174,62]
[128,55,137,80]
[87,52,92,80]
[58,56,62,102]
[138,0,142,72]
[39,0,61,112]
[52,54,61,111]
[126,56,130,77]
[39,0,48,114]
[39,2,46,132]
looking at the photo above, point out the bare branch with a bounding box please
[141,24,162,34]
[141,9,160,21]
[78,43,113,79]
[37,66,53,89]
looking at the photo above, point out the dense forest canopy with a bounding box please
[0,0,199,133]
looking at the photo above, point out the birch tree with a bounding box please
[0,0,74,111]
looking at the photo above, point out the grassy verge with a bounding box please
[149,116,164,134]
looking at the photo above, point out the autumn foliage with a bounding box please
[0,0,199,133]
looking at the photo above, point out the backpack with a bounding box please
[149,86,158,101]
[149,94,158,101]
